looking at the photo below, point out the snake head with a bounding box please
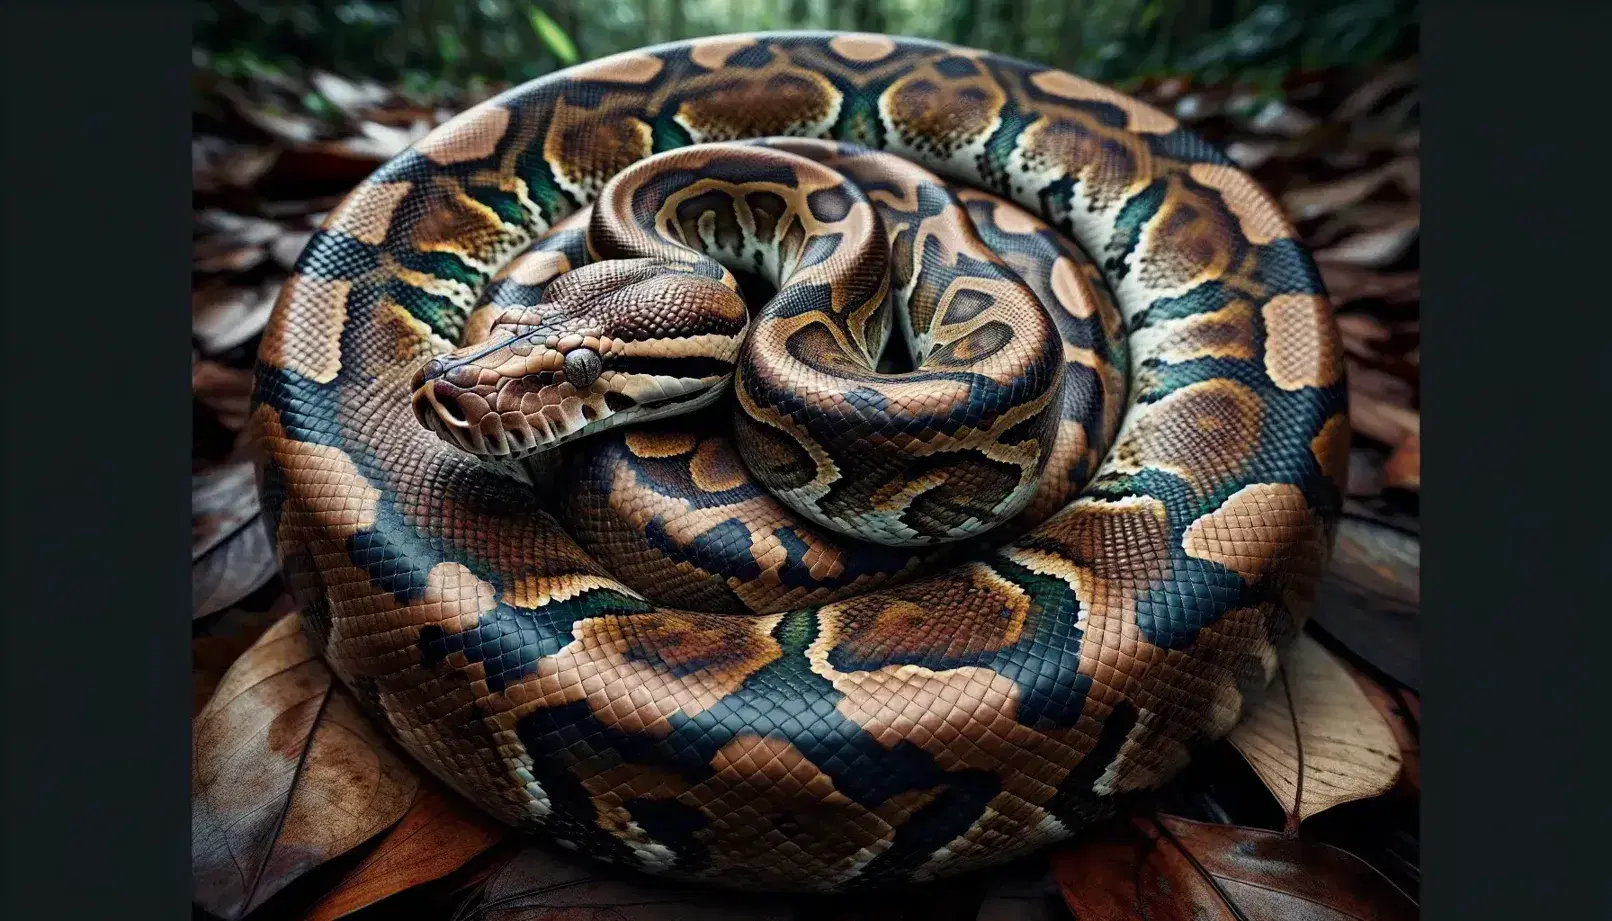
[411,258,748,460]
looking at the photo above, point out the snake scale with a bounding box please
[252,32,1347,891]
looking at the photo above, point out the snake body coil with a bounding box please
[253,32,1347,891]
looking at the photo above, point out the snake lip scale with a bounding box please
[253,30,1347,892]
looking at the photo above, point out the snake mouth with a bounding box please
[410,376,608,461]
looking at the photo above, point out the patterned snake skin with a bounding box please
[251,32,1347,891]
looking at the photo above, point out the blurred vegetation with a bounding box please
[195,0,1418,99]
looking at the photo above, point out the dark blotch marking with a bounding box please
[926,319,1014,367]
[806,186,856,223]
[934,56,981,78]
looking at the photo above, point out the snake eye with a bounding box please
[563,347,602,389]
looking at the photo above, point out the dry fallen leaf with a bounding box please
[1052,814,1416,921]
[454,844,790,921]
[1346,669,1420,797]
[1229,634,1403,827]
[192,592,297,717]
[1310,518,1420,691]
[304,784,508,921]
[192,460,279,618]
[1382,433,1420,492]
[1319,264,1419,306]
[193,281,280,355]
[1317,215,1419,268]
[192,614,420,919]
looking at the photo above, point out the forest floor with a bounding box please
[192,58,1422,921]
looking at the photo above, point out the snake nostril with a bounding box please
[432,381,469,426]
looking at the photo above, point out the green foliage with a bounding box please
[195,0,1418,92]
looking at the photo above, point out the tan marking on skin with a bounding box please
[1016,113,1154,213]
[411,177,516,265]
[414,102,510,165]
[1262,293,1342,390]
[1188,164,1295,246]
[259,274,351,383]
[806,610,1096,842]
[1133,301,1257,364]
[886,63,1006,151]
[321,180,413,245]
[815,562,1033,667]
[253,405,383,534]
[1007,496,1281,797]
[1050,257,1097,319]
[1028,70,1178,134]
[570,50,664,84]
[673,735,937,889]
[624,429,698,458]
[366,300,449,374]
[983,198,1043,236]
[503,572,630,611]
[544,98,655,202]
[499,613,785,736]
[917,795,1068,878]
[462,306,502,347]
[689,35,759,70]
[577,456,920,615]
[1311,413,1351,490]
[504,249,572,286]
[1014,418,1091,527]
[828,33,897,63]
[1110,378,1265,498]
[1182,483,1317,584]
[689,439,749,493]
[1135,172,1240,293]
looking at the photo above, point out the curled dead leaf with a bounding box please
[1317,215,1419,268]
[454,845,790,921]
[1346,669,1420,797]
[193,592,298,716]
[192,461,278,618]
[304,784,508,921]
[1228,634,1404,827]
[1052,814,1416,921]
[193,282,280,355]
[1320,264,1419,306]
[192,614,419,919]
[193,359,256,432]
[1382,433,1420,492]
[1311,518,1420,690]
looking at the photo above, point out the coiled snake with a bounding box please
[252,32,1346,891]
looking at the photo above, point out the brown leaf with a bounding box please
[192,614,419,919]
[272,230,314,271]
[193,281,280,355]
[1310,518,1420,690]
[1332,59,1419,123]
[193,461,279,618]
[1316,216,1419,268]
[1319,264,1419,306]
[1229,634,1403,827]
[455,844,790,921]
[1346,669,1420,797]
[974,863,1061,921]
[304,785,508,921]
[193,138,279,192]
[1283,169,1394,222]
[193,593,298,717]
[311,71,391,118]
[1382,433,1420,492]
[194,243,268,274]
[1052,814,1416,921]
[1347,363,1418,448]
[1345,449,1384,499]
[193,359,257,430]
